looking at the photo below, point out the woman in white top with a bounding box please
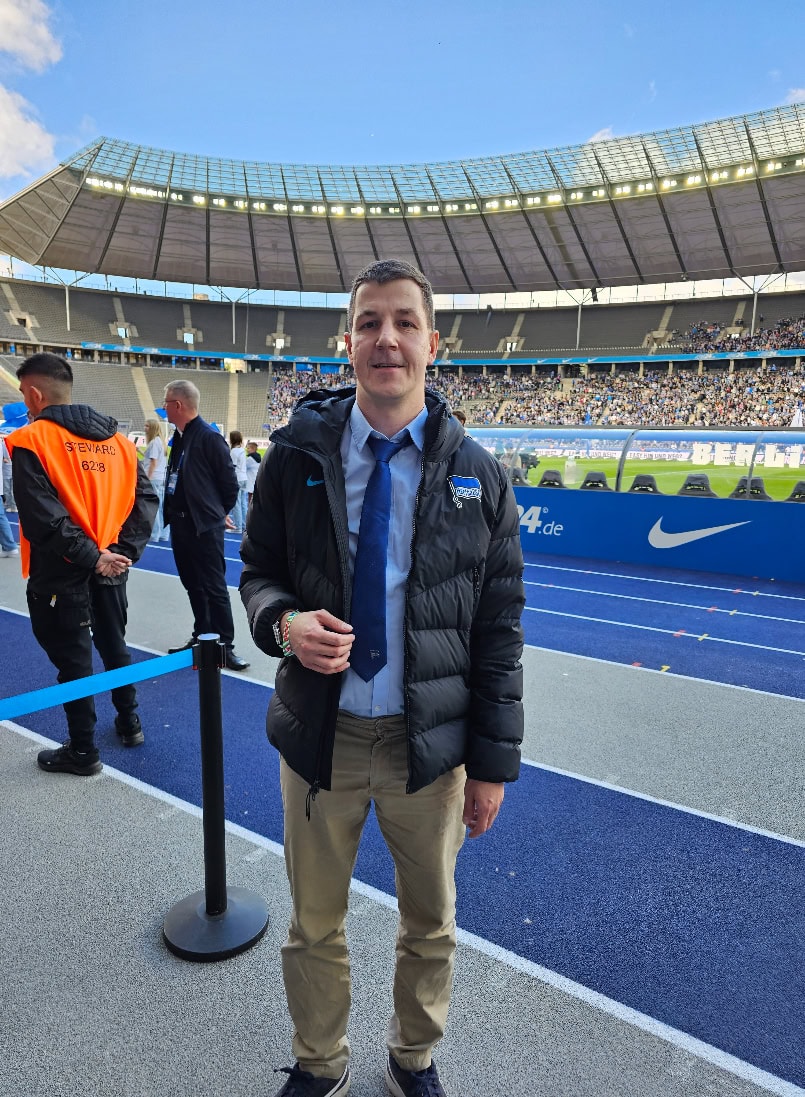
[228,429,249,533]
[142,418,169,542]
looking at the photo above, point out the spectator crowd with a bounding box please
[262,360,805,431]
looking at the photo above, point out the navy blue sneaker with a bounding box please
[386,1054,446,1097]
[272,1063,350,1097]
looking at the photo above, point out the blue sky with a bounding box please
[1,0,804,206]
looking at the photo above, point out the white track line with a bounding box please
[527,579,805,624]
[525,604,805,658]
[525,559,805,603]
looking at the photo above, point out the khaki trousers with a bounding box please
[280,711,467,1077]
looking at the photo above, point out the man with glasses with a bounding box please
[162,380,249,671]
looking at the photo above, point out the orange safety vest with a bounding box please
[6,418,138,579]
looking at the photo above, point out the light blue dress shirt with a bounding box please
[339,402,428,718]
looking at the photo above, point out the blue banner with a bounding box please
[513,487,803,582]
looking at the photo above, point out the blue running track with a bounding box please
[4,522,805,1087]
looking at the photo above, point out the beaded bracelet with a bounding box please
[280,610,299,658]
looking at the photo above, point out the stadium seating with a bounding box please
[628,473,662,493]
[729,476,772,500]
[579,471,612,490]
[677,473,718,497]
[537,469,565,488]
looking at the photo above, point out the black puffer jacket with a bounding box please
[240,387,525,796]
[10,404,157,593]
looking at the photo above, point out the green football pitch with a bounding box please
[525,457,803,500]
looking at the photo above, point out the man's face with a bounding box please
[345,278,438,422]
[163,393,183,426]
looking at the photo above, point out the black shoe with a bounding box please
[386,1054,446,1097]
[272,1063,350,1097]
[115,712,144,747]
[225,649,250,671]
[168,638,195,654]
[38,741,102,776]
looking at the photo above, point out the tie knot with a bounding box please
[367,433,410,465]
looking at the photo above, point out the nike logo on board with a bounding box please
[306,476,325,487]
[648,517,750,549]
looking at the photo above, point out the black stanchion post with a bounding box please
[162,634,269,961]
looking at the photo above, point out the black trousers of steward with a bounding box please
[27,577,137,754]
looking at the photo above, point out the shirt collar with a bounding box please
[349,402,427,453]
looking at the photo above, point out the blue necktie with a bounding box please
[350,433,410,681]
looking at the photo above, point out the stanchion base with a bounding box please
[163,886,269,962]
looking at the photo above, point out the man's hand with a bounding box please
[95,549,132,578]
[286,609,354,674]
[463,779,505,839]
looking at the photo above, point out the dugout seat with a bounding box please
[537,469,565,488]
[729,476,772,500]
[785,480,805,502]
[677,473,717,497]
[628,473,661,494]
[579,471,612,491]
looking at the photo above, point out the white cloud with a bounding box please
[0,0,61,72]
[0,84,55,178]
[587,127,614,143]
[785,87,805,104]
[648,80,657,102]
[0,1,60,189]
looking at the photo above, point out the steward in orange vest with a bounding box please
[8,352,157,776]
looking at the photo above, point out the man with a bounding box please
[240,259,524,1097]
[162,380,249,671]
[7,352,158,775]
[245,439,262,502]
[499,442,529,486]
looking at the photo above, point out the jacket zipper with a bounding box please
[401,448,428,793]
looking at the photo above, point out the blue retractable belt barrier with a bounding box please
[0,648,194,722]
[1,634,269,962]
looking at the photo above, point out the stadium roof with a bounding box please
[2,105,805,295]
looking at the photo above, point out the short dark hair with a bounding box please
[17,352,73,386]
[230,430,243,447]
[346,258,434,332]
[453,409,466,425]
